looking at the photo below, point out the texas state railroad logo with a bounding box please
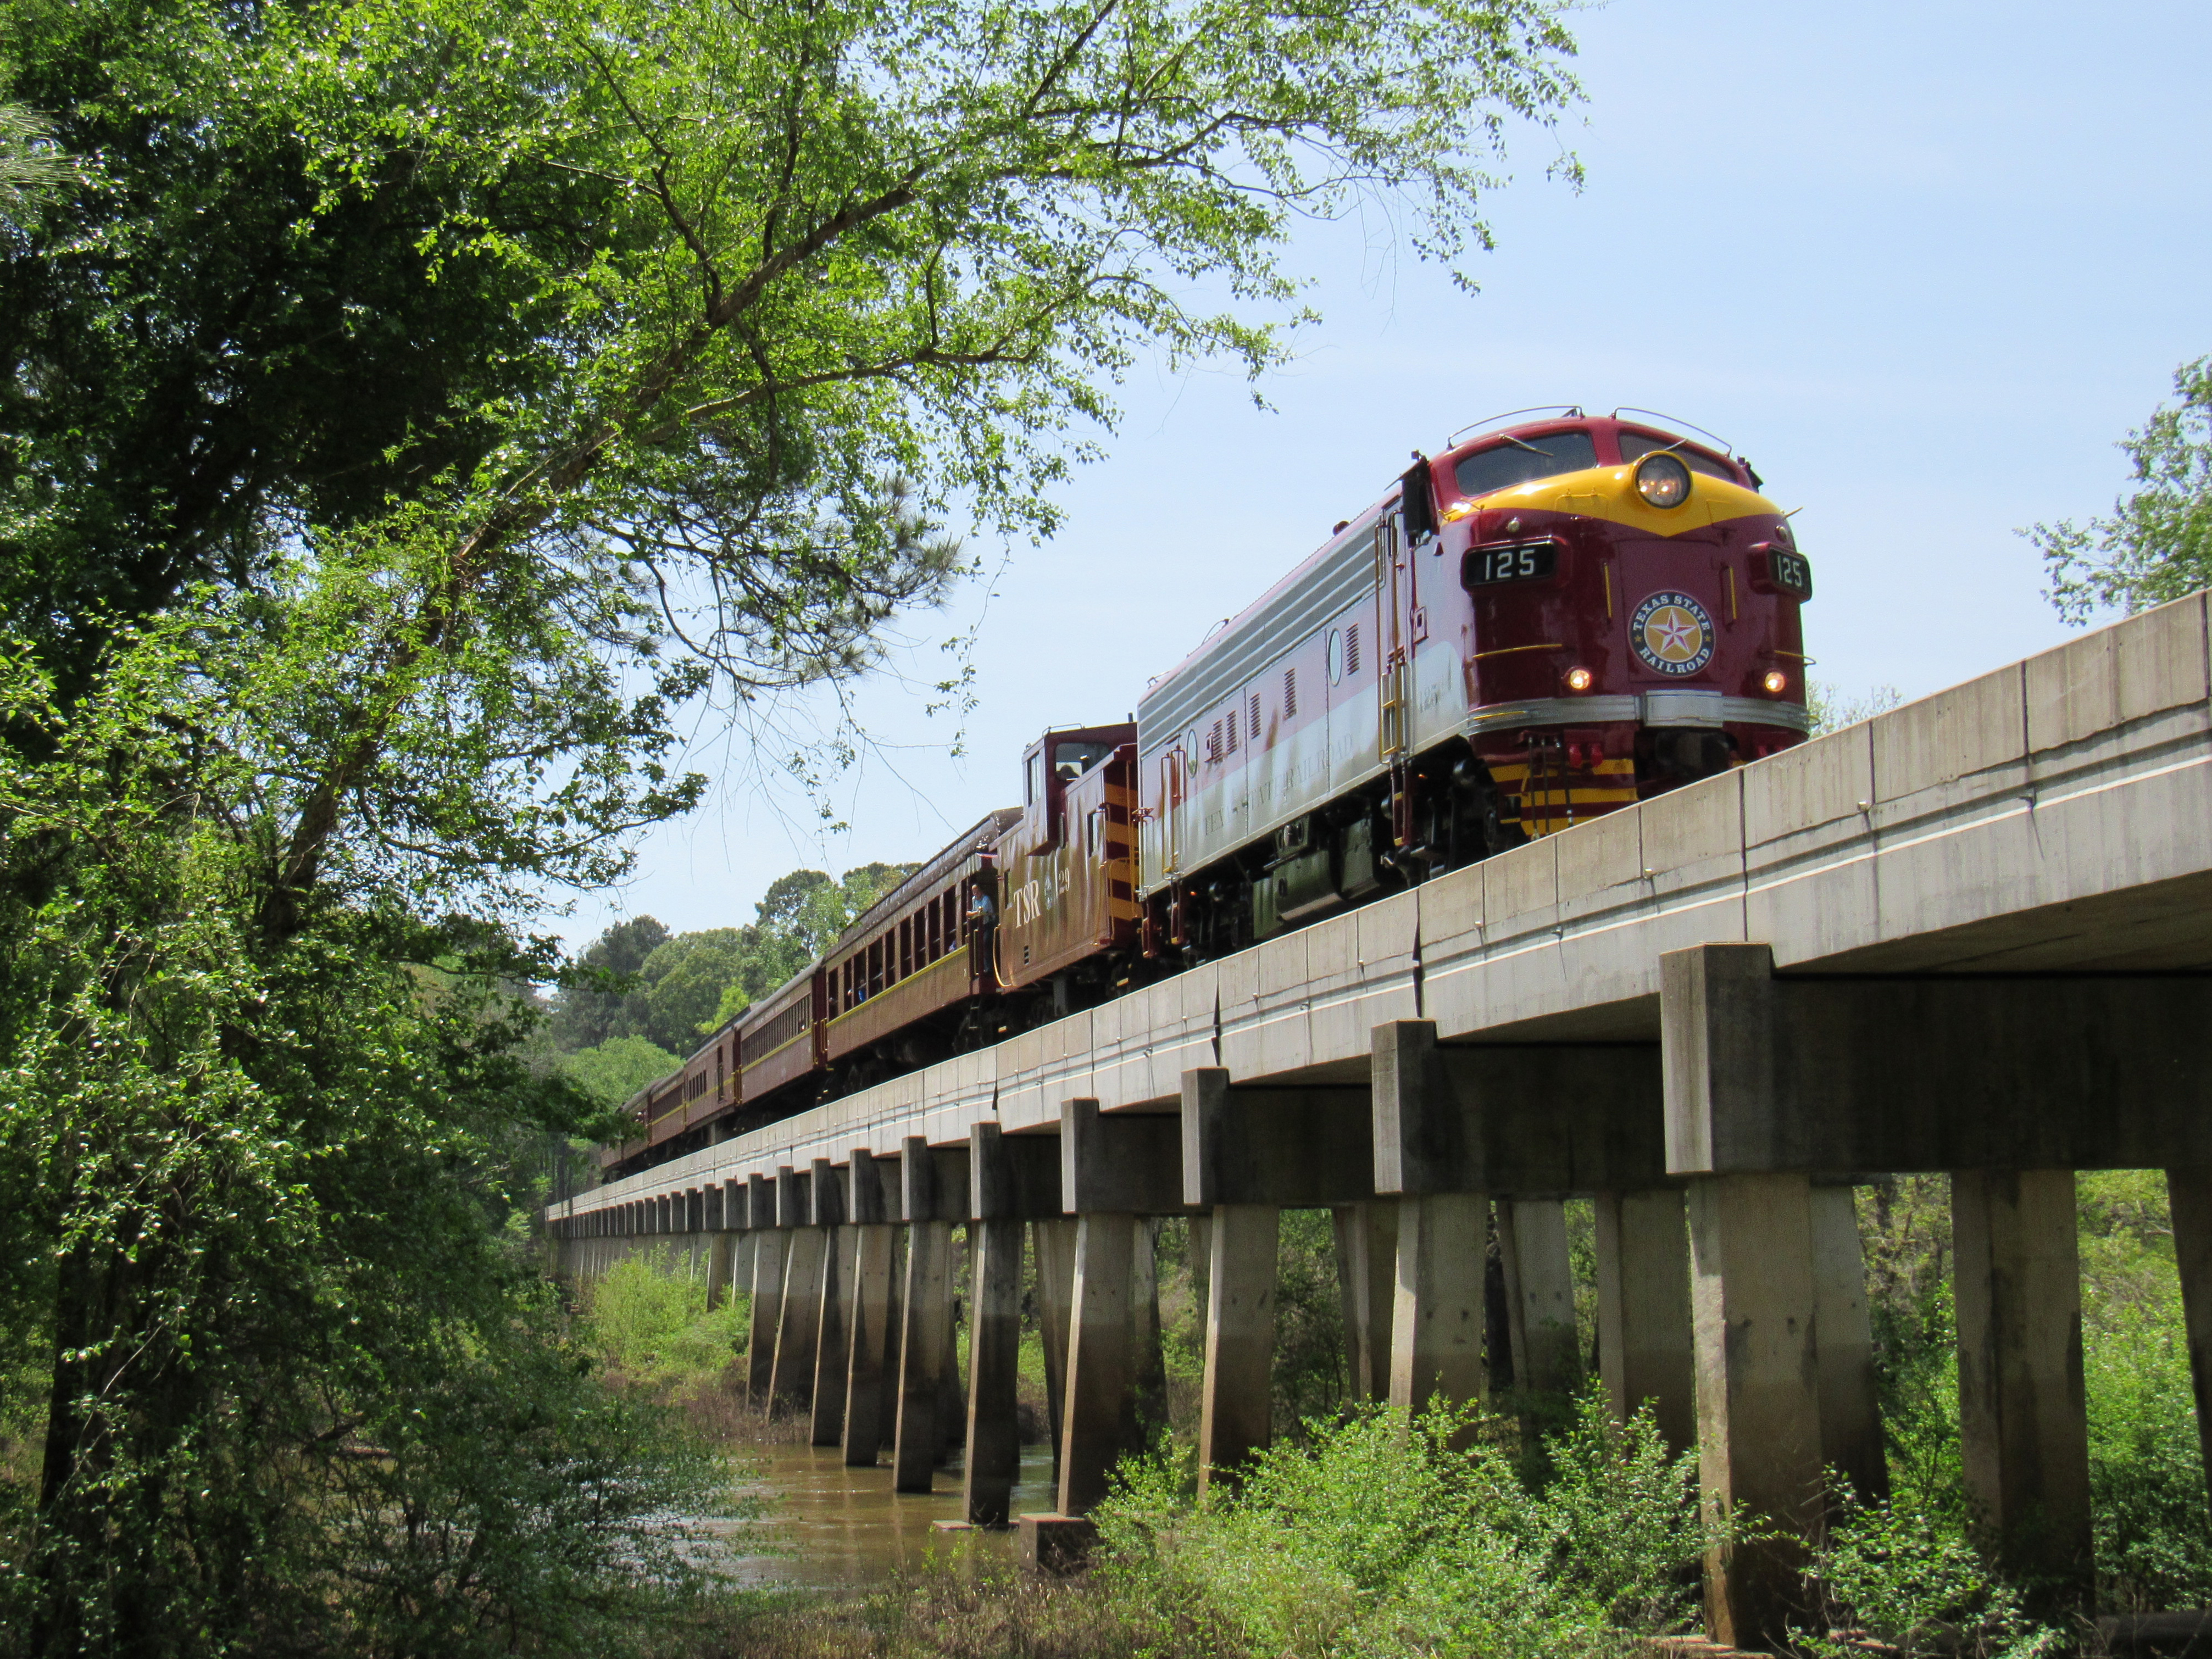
[1630,591,1715,677]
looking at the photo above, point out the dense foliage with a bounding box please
[547,864,918,1070]
[1092,1399,1711,1659]
[0,639,741,1657]
[0,0,1584,1648]
[544,864,919,1115]
[2031,356,2212,622]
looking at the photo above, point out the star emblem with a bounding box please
[1646,605,1703,663]
[1630,591,1717,676]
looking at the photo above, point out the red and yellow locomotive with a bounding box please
[1135,406,1809,959]
[602,409,1810,1173]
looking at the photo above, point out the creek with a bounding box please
[724,1443,1060,1592]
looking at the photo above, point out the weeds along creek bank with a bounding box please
[577,1173,2212,1658]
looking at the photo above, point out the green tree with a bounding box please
[561,1033,683,1109]
[547,915,674,1050]
[2030,357,2212,623]
[633,927,748,1051]
[705,861,919,1029]
[0,633,738,1656]
[0,0,1583,1647]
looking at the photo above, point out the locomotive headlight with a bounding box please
[1565,666,1594,692]
[1763,670,1788,694]
[1635,453,1692,509]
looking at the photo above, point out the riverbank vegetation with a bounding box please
[0,0,1584,1646]
[614,1172,2212,1658]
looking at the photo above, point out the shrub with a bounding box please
[1091,1391,1709,1659]
[1799,1494,2062,1659]
[583,1247,749,1391]
[2083,1281,2212,1608]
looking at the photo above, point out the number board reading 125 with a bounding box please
[1762,547,1813,600]
[1464,540,1559,588]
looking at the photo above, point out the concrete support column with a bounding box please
[704,1232,736,1312]
[1687,1172,1825,1652]
[1187,1214,1212,1326]
[1133,1218,1168,1435]
[1497,1197,1580,1398]
[1033,1216,1076,1484]
[844,1223,896,1466]
[770,1226,826,1415]
[2166,1166,2212,1517]
[812,1248,854,1444]
[1592,1188,1696,1455]
[1953,1168,2091,1604]
[746,1228,788,1406]
[937,1227,968,1462]
[1388,1191,1488,1420]
[877,1229,904,1452]
[964,1216,1025,1524]
[894,1216,952,1491]
[1333,1201,1398,1404]
[1058,1210,1137,1515]
[963,1116,1064,1521]
[808,1160,853,1448]
[1810,1182,1888,1506]
[1198,1204,1279,1495]
[842,1149,896,1467]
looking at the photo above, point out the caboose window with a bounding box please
[1054,739,1111,781]
[1618,430,1737,481]
[1453,430,1597,498]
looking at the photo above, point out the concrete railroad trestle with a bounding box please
[548,592,2212,1647]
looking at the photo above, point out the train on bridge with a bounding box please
[603,408,1813,1174]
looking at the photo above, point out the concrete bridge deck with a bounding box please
[548,591,2212,1646]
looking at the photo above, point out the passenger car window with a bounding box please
[1452,430,1598,498]
[1617,430,1738,482]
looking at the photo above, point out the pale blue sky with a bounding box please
[562,0,2212,950]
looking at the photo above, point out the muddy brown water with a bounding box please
[724,1443,1061,1592]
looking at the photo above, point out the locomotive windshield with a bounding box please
[1452,429,1598,499]
[1618,430,1737,481]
